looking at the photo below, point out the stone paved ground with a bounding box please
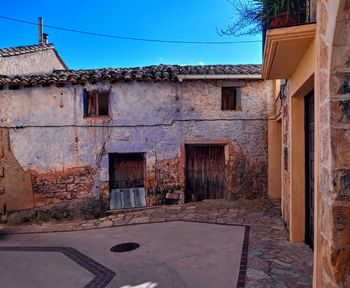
[0,199,313,287]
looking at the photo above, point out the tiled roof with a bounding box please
[0,44,55,57]
[0,64,261,89]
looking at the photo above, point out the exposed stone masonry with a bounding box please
[317,0,350,286]
[229,153,268,200]
[281,99,291,228]
[30,166,96,207]
[155,158,182,190]
[6,197,105,223]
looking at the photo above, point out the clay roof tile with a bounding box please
[0,64,261,89]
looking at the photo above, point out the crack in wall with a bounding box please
[93,128,112,198]
[0,117,269,130]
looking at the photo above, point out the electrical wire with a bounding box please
[0,15,262,45]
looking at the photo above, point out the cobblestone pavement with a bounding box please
[0,199,313,287]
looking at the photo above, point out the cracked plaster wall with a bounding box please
[0,79,274,209]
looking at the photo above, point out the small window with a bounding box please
[83,89,109,117]
[221,87,241,110]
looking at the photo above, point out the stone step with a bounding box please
[106,205,164,215]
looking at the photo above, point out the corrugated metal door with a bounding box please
[185,145,225,202]
[109,153,146,209]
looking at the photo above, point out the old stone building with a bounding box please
[3,2,350,285]
[265,0,350,286]
[0,65,274,221]
[0,43,67,76]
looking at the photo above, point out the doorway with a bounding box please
[109,153,146,209]
[305,91,314,248]
[185,145,225,202]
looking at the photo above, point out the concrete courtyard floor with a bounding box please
[0,199,313,288]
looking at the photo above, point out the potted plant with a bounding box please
[219,0,306,36]
[268,0,305,28]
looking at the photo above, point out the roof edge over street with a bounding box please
[0,64,262,89]
[177,74,262,81]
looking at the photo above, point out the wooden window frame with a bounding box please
[221,86,241,111]
[83,89,110,118]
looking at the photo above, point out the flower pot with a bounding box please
[269,13,299,28]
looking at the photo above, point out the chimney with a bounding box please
[38,17,44,45]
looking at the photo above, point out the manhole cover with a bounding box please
[110,242,140,252]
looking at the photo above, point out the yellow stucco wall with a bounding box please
[268,119,282,199]
[267,37,316,242]
[289,39,317,98]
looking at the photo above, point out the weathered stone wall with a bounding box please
[6,197,105,224]
[281,100,291,228]
[0,50,66,76]
[316,0,350,287]
[0,79,274,219]
[152,157,183,204]
[228,144,268,200]
[30,166,96,207]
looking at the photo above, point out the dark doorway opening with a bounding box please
[185,145,226,202]
[305,91,314,249]
[109,153,146,209]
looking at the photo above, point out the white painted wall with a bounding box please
[0,50,65,76]
[0,80,274,196]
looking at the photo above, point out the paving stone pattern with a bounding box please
[0,246,116,288]
[0,199,313,287]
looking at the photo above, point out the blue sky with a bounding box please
[0,0,262,69]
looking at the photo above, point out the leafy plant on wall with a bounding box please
[219,0,306,36]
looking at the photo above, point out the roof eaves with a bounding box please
[177,74,262,81]
[52,48,68,70]
[0,44,55,57]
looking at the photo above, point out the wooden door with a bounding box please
[109,153,146,209]
[305,92,314,248]
[185,145,225,202]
